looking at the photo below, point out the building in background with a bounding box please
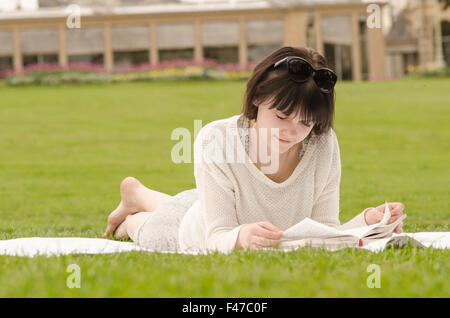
[385,0,449,79]
[0,0,448,81]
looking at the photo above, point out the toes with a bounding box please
[107,214,120,226]
[103,224,115,237]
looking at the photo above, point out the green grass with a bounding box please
[0,78,449,297]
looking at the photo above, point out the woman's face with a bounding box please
[251,99,314,154]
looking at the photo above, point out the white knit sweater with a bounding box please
[178,113,368,254]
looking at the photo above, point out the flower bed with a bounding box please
[407,64,450,78]
[0,59,258,86]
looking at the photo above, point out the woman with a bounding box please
[102,46,405,254]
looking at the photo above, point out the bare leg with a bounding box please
[113,212,152,241]
[103,177,172,237]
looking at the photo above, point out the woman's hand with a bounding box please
[235,221,283,250]
[364,202,405,234]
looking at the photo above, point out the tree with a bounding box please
[439,0,449,9]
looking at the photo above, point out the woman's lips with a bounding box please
[278,137,291,144]
[272,134,292,144]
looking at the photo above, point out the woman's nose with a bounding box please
[281,123,298,139]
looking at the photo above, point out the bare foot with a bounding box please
[103,177,143,238]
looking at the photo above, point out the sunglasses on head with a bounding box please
[273,56,337,93]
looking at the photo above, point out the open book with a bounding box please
[278,202,407,250]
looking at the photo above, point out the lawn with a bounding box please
[0,77,449,297]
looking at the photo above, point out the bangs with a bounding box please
[256,74,334,129]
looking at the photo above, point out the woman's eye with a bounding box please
[276,115,286,120]
[301,121,312,127]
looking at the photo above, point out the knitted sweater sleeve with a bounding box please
[310,130,368,230]
[193,126,245,254]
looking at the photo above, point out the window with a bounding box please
[203,46,238,64]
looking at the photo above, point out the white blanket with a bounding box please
[0,232,448,257]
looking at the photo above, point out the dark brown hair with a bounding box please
[241,46,336,136]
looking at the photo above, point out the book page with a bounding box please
[282,201,399,241]
[339,201,392,238]
[379,201,392,225]
[281,217,348,241]
[338,222,380,238]
[362,214,407,241]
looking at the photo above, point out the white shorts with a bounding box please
[131,188,198,252]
